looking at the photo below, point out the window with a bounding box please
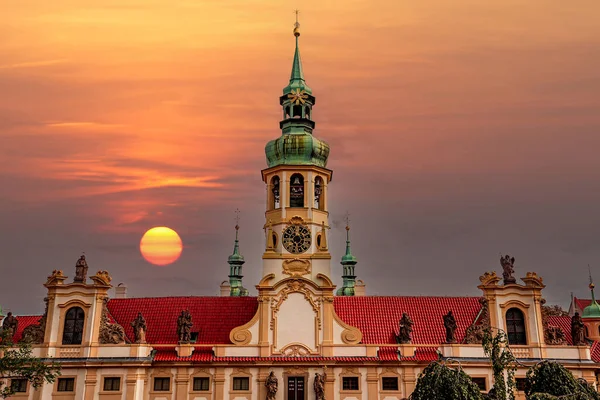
[381,377,398,391]
[193,377,210,391]
[516,378,527,391]
[153,377,170,391]
[471,377,486,391]
[11,379,27,393]
[103,377,121,391]
[271,176,280,209]
[506,308,527,345]
[190,332,199,343]
[289,174,304,208]
[233,377,249,391]
[314,177,323,210]
[342,377,359,391]
[62,306,85,345]
[57,378,75,392]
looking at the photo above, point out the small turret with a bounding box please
[583,269,600,318]
[228,211,248,297]
[337,217,358,296]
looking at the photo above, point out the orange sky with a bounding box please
[2,1,600,312]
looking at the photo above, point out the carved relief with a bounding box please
[284,366,308,376]
[270,280,322,331]
[522,272,545,288]
[281,343,312,357]
[540,299,567,345]
[332,312,363,344]
[288,216,306,226]
[20,298,49,344]
[229,306,260,345]
[99,298,127,344]
[282,259,312,277]
[463,297,491,344]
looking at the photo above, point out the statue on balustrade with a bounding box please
[397,312,414,344]
[571,312,586,346]
[131,312,147,344]
[177,310,193,343]
[500,254,517,284]
[443,310,457,343]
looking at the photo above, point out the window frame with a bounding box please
[289,173,305,208]
[381,376,399,391]
[192,377,210,392]
[102,377,121,392]
[57,377,76,392]
[232,376,250,391]
[471,377,487,392]
[506,307,527,345]
[61,306,85,345]
[342,376,360,391]
[153,377,171,392]
[10,378,28,393]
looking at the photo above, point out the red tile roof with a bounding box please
[333,296,482,345]
[591,341,600,363]
[547,315,574,345]
[12,315,43,343]
[106,297,258,344]
[574,298,592,312]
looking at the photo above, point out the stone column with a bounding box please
[366,367,378,399]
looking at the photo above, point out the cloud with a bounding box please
[0,59,68,69]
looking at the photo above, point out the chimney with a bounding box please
[354,280,366,296]
[115,283,128,299]
[220,281,231,297]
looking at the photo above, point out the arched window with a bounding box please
[293,104,302,118]
[290,174,304,207]
[314,177,324,210]
[305,106,311,120]
[271,176,280,209]
[506,308,526,345]
[62,307,85,345]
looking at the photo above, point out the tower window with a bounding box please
[314,177,324,210]
[305,106,311,120]
[293,104,303,118]
[62,306,85,345]
[290,174,304,207]
[271,176,280,209]
[506,308,527,345]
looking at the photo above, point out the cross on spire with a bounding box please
[294,9,300,24]
[589,264,595,289]
[344,211,351,229]
[234,208,240,229]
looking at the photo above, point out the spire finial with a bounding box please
[234,208,240,237]
[293,9,300,37]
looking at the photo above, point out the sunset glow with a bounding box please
[140,227,183,266]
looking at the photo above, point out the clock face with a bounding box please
[282,224,311,254]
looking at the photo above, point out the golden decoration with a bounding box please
[282,258,311,277]
[288,88,308,105]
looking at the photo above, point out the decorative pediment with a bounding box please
[479,271,500,286]
[45,270,67,286]
[91,270,112,286]
[280,343,313,357]
[521,272,545,288]
[282,259,311,277]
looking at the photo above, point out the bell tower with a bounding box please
[262,15,332,284]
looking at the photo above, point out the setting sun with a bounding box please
[139,227,183,266]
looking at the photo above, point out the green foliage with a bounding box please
[411,361,485,400]
[482,329,516,400]
[0,328,61,399]
[525,361,600,400]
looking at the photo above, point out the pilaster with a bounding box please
[366,367,378,399]
[84,368,97,400]
[175,367,189,400]
[214,368,225,399]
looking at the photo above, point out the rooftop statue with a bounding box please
[131,312,147,344]
[443,310,457,344]
[571,312,586,346]
[74,254,89,283]
[177,310,193,343]
[500,254,517,284]
[397,312,414,344]
[1,312,18,337]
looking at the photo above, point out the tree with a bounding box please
[0,328,61,398]
[411,360,485,400]
[482,329,517,400]
[525,361,600,400]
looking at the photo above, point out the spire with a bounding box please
[228,209,248,297]
[583,265,600,318]
[283,10,312,95]
[337,213,358,296]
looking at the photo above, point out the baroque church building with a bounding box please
[2,21,600,400]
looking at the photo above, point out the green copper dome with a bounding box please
[265,21,329,169]
[583,282,600,318]
[265,134,330,168]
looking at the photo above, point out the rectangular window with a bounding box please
[57,378,75,392]
[103,377,121,391]
[11,379,28,393]
[381,376,399,391]
[516,378,527,391]
[472,377,486,391]
[153,377,170,391]
[193,377,210,391]
[233,377,249,391]
[342,376,359,391]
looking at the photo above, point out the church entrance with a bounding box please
[287,376,305,400]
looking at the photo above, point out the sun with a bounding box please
[140,227,183,266]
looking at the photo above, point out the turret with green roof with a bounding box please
[337,222,358,296]
[265,13,330,169]
[228,219,248,297]
[583,271,600,318]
